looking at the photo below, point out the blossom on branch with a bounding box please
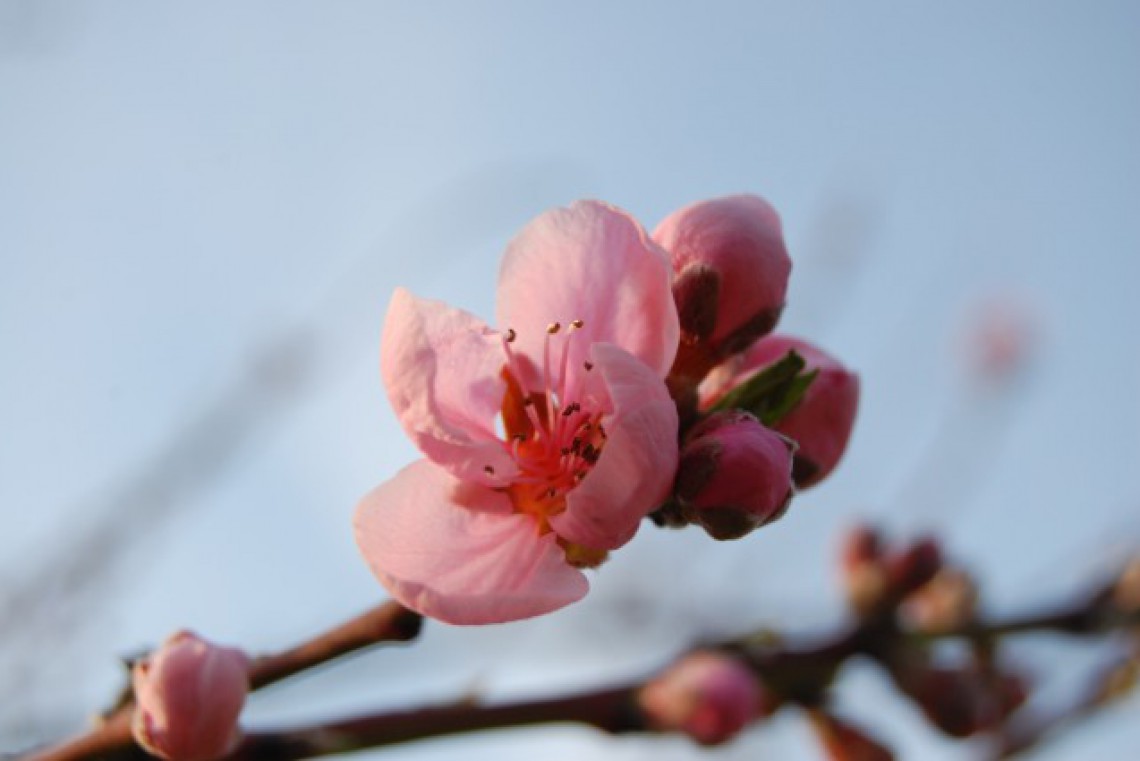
[355,201,680,625]
[131,631,249,761]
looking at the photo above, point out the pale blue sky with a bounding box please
[2,2,1139,757]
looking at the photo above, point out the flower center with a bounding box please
[488,321,607,532]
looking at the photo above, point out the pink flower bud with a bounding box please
[886,536,943,597]
[839,525,890,617]
[703,335,858,488]
[639,651,763,746]
[654,195,792,382]
[675,411,794,540]
[132,631,250,761]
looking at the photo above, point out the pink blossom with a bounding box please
[639,651,763,745]
[131,631,249,761]
[355,201,680,625]
[702,335,858,488]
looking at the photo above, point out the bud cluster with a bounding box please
[836,527,1027,739]
[839,525,947,618]
[653,194,859,541]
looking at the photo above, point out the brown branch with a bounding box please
[987,653,1139,759]
[22,587,1140,761]
[21,601,422,761]
[233,686,643,760]
[911,593,1140,645]
[248,600,422,690]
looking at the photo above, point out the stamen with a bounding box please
[583,361,594,371]
[483,465,495,475]
[523,402,547,443]
[557,318,584,408]
[505,328,517,343]
[542,323,558,430]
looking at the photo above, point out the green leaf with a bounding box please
[708,349,818,426]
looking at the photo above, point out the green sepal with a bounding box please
[708,349,818,426]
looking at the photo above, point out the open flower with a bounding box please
[355,201,680,625]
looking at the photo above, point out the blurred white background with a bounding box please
[2,1,1139,758]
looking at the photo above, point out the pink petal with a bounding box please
[551,343,679,550]
[381,288,517,486]
[354,460,588,625]
[495,201,678,387]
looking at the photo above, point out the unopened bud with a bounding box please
[841,524,883,572]
[902,569,978,632]
[702,335,858,488]
[639,651,763,746]
[675,411,794,540]
[839,525,889,616]
[655,195,792,384]
[887,537,943,596]
[132,631,250,761]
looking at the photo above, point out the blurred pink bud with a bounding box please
[840,524,883,572]
[886,537,943,597]
[655,195,792,383]
[675,411,794,540]
[639,651,764,746]
[962,295,1037,380]
[703,335,858,488]
[132,631,250,761]
[839,525,890,616]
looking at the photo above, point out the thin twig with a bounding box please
[21,601,421,761]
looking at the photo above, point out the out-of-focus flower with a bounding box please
[674,410,794,540]
[131,631,249,761]
[355,201,680,625]
[702,335,858,488]
[654,194,792,385]
[961,294,1037,381]
[639,651,764,746]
